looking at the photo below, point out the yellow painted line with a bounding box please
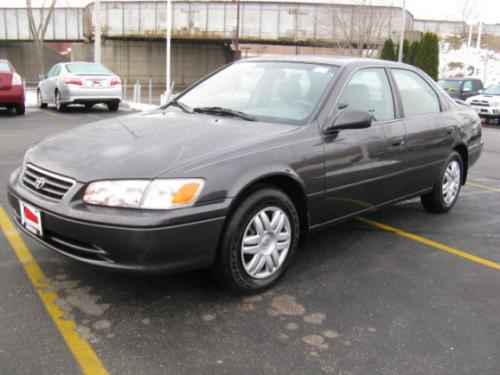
[467,181,500,193]
[357,217,500,271]
[39,109,58,117]
[0,206,108,375]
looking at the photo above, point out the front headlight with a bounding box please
[83,179,205,210]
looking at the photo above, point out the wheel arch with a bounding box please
[453,143,468,184]
[224,172,309,246]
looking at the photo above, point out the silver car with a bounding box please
[37,62,122,112]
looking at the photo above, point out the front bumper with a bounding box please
[470,105,500,117]
[7,169,229,274]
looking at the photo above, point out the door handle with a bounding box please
[391,138,405,148]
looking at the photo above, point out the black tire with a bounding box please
[85,103,94,109]
[108,102,119,112]
[14,103,25,115]
[37,90,47,109]
[421,151,463,214]
[213,187,300,294]
[55,91,67,112]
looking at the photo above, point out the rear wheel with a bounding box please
[55,91,67,112]
[108,102,119,112]
[421,151,463,213]
[214,187,299,294]
[37,90,47,108]
[14,103,25,115]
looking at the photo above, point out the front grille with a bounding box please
[22,164,75,200]
[471,100,490,107]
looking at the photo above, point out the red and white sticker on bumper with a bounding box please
[19,201,43,237]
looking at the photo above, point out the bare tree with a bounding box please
[329,1,395,57]
[26,0,58,75]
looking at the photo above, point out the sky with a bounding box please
[2,0,500,23]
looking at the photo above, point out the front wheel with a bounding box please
[107,102,119,112]
[14,103,25,115]
[421,151,463,213]
[37,90,47,108]
[213,187,300,294]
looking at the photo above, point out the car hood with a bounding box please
[467,94,500,104]
[25,110,297,182]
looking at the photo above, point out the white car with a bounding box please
[37,62,122,112]
[465,84,500,119]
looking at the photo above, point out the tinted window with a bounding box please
[393,69,440,117]
[438,80,462,91]
[463,80,473,90]
[337,68,394,122]
[0,62,11,72]
[66,63,111,74]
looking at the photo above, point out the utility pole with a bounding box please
[397,0,406,62]
[165,0,172,100]
[94,0,101,63]
[464,23,473,76]
[476,21,482,49]
[234,0,240,55]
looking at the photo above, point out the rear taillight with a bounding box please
[65,78,83,85]
[12,73,22,86]
[110,76,121,86]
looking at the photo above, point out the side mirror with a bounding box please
[478,89,484,94]
[38,74,47,81]
[325,110,372,132]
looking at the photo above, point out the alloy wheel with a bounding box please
[240,206,291,279]
[442,160,461,205]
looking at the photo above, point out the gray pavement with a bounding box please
[0,107,499,375]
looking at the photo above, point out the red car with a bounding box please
[0,59,25,115]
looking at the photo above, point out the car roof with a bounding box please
[240,55,414,69]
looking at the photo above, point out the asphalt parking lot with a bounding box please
[0,107,499,375]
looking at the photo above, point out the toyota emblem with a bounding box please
[34,177,46,190]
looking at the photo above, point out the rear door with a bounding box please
[389,68,455,195]
[0,61,13,92]
[321,67,407,222]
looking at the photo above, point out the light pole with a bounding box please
[165,0,172,101]
[94,0,101,63]
[397,0,406,63]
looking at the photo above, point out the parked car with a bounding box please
[0,59,25,115]
[37,62,122,112]
[438,77,483,101]
[465,84,500,119]
[8,57,483,293]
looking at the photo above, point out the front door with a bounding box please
[321,67,407,223]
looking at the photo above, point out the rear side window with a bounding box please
[337,68,395,122]
[0,62,11,72]
[66,63,110,74]
[463,80,473,91]
[392,69,440,117]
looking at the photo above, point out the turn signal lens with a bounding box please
[172,183,202,204]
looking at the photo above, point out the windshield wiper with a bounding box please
[165,100,193,113]
[193,106,257,121]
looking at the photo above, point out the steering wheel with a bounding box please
[289,100,315,112]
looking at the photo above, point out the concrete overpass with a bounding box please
[1,1,413,87]
[1,1,412,45]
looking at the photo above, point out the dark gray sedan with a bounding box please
[7,56,483,293]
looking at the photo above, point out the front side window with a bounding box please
[337,68,395,122]
[47,65,58,77]
[463,80,473,91]
[393,69,441,117]
[178,62,338,124]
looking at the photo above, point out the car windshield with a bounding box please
[176,62,338,124]
[0,62,11,72]
[438,80,462,91]
[483,85,500,95]
[65,63,111,74]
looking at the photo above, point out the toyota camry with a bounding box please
[7,56,483,293]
